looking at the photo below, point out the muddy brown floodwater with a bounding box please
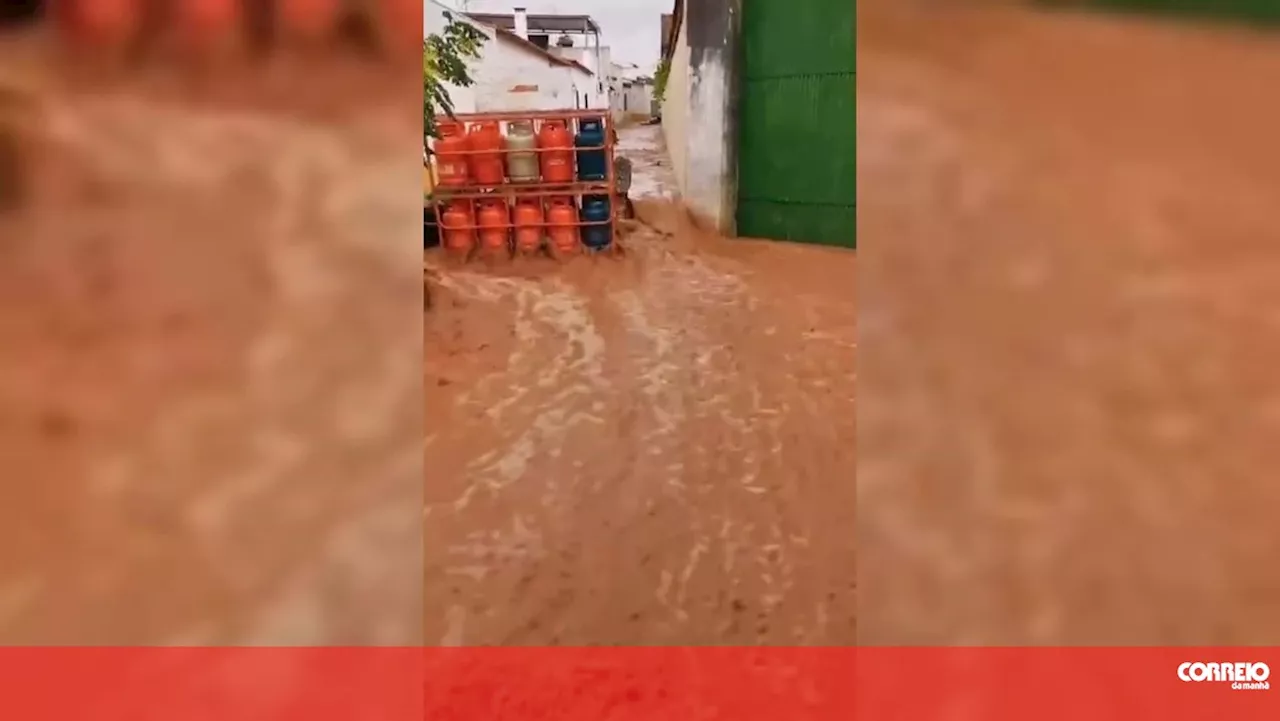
[859,1,1280,644]
[424,125,857,645]
[0,36,422,644]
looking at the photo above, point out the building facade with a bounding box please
[470,9,610,111]
[425,1,594,115]
[618,78,654,118]
[661,1,691,202]
[610,62,654,120]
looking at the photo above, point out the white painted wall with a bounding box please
[550,45,610,111]
[686,49,733,232]
[426,0,592,115]
[661,4,690,196]
[620,82,653,116]
[660,0,737,235]
[606,61,628,122]
[606,61,654,119]
[473,40,586,112]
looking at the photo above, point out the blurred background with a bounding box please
[0,1,423,644]
[858,0,1280,644]
[20,0,1280,653]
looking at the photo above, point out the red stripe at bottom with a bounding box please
[0,647,1274,720]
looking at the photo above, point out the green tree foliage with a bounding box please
[425,13,486,141]
[653,58,671,103]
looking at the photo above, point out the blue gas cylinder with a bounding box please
[574,117,607,181]
[579,194,613,249]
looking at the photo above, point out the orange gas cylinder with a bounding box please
[174,0,243,53]
[56,0,146,51]
[277,0,344,44]
[537,120,574,184]
[434,123,470,187]
[476,201,511,255]
[438,201,476,254]
[467,122,505,186]
[546,198,579,255]
[512,199,545,254]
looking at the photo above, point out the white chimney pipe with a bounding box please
[513,7,529,40]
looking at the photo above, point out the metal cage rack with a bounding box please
[427,109,619,259]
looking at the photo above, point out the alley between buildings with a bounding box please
[424,124,857,645]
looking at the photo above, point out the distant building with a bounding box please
[425,1,595,113]
[466,11,603,52]
[466,9,610,110]
[549,43,612,112]
[610,62,655,120]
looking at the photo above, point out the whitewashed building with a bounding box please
[610,62,655,120]
[547,44,611,112]
[468,9,615,112]
[425,1,595,114]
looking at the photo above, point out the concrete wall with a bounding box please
[473,40,587,112]
[683,0,740,234]
[426,0,591,114]
[661,4,690,196]
[621,82,653,116]
[607,66,628,123]
[608,60,654,122]
[659,0,740,235]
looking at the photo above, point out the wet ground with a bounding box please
[424,125,857,645]
[859,1,1280,644]
[0,35,422,644]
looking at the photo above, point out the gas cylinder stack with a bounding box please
[429,110,618,261]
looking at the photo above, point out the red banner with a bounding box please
[0,648,1273,719]
[861,648,1276,720]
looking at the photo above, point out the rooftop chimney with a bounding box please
[513,7,529,40]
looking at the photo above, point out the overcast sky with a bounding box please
[452,0,673,70]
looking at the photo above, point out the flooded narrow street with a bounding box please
[859,0,1280,644]
[424,124,856,645]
